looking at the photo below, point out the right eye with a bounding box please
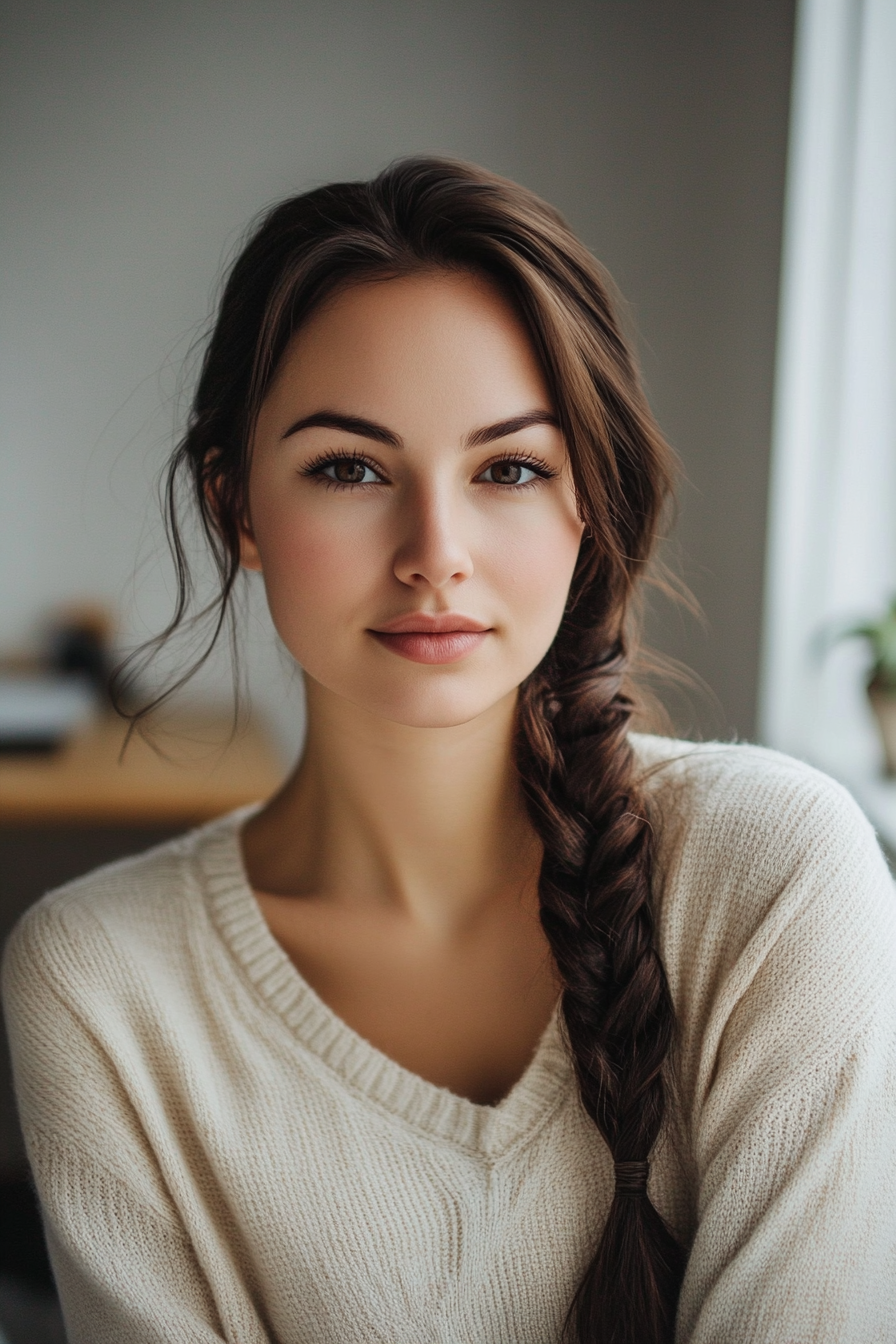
[316,457,383,485]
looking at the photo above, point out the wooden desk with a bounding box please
[0,711,285,826]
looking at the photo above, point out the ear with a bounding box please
[203,448,263,573]
[237,518,263,573]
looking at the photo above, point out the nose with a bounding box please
[392,484,474,590]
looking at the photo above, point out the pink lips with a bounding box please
[369,612,491,664]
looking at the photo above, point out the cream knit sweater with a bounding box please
[3,736,896,1343]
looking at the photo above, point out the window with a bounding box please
[760,0,896,841]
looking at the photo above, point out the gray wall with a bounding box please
[1,0,796,744]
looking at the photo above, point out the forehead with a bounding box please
[260,271,553,438]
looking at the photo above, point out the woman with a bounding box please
[3,158,895,1344]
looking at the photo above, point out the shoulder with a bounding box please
[1,808,249,1020]
[630,732,883,879]
[629,735,896,1015]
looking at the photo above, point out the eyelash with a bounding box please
[300,451,558,490]
[478,453,559,488]
[301,451,388,489]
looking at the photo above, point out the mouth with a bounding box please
[369,612,491,665]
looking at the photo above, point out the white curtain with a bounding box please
[760,0,896,819]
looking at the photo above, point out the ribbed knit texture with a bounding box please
[3,736,896,1343]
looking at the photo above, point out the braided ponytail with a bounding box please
[124,155,686,1340]
[517,621,684,1341]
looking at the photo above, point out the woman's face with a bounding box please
[242,270,584,729]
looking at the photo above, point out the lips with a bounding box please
[369,612,491,664]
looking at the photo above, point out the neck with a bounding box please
[244,677,541,934]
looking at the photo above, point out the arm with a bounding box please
[28,1135,228,1344]
[676,776,896,1343]
[1,907,267,1344]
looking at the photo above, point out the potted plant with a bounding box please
[831,597,896,776]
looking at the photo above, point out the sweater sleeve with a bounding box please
[671,763,896,1343]
[1,903,267,1344]
[27,1136,228,1344]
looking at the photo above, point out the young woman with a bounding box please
[3,158,895,1344]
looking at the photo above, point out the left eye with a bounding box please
[477,461,538,485]
[322,459,381,484]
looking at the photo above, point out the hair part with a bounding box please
[115,155,685,1343]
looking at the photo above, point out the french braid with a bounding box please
[517,603,685,1343]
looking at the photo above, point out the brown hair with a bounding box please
[118,156,685,1342]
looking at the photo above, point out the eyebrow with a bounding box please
[280,407,559,449]
[281,411,401,447]
[463,411,559,448]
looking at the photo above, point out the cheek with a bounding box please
[480,505,583,629]
[250,493,382,640]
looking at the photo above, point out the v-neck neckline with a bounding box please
[195,807,574,1160]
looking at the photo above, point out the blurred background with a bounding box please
[1,1,894,1339]
[2,0,799,746]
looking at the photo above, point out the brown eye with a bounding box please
[335,459,367,483]
[478,460,538,485]
[491,461,521,485]
[321,458,380,484]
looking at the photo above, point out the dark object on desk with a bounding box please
[0,738,58,757]
[48,608,112,701]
